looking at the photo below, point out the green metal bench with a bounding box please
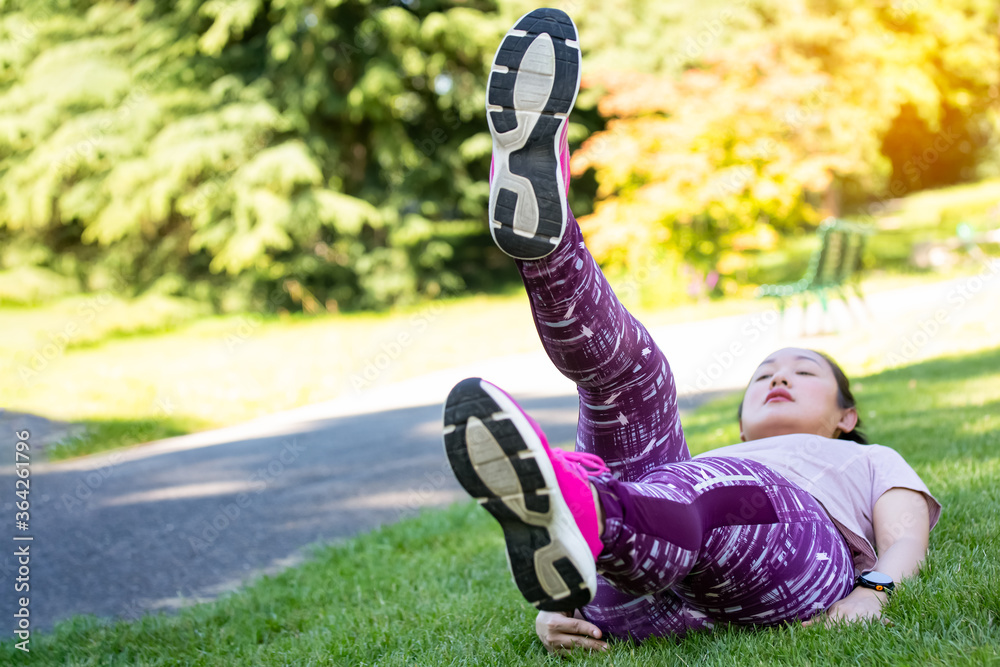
[756,218,874,316]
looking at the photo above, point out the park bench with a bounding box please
[756,218,874,318]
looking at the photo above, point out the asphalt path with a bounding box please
[0,388,726,635]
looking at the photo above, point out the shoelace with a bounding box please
[554,449,609,478]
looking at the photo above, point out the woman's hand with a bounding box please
[806,488,931,628]
[802,586,888,627]
[536,610,608,655]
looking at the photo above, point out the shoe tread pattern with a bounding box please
[443,378,589,611]
[487,8,579,260]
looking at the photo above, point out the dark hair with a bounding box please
[737,350,868,444]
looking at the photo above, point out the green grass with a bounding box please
[859,178,1000,271]
[44,417,205,461]
[5,347,998,665]
[876,177,1000,233]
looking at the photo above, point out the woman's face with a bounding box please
[739,347,857,442]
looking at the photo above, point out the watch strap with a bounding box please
[857,571,895,595]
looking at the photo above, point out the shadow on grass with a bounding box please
[857,346,1000,467]
[863,345,1000,386]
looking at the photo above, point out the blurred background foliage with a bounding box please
[573,0,1000,298]
[0,0,998,312]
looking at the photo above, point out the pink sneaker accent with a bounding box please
[443,376,605,611]
[492,384,606,560]
[558,120,571,197]
[549,449,608,559]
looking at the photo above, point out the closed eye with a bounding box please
[796,371,814,376]
[755,374,772,381]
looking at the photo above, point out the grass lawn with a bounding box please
[5,346,998,665]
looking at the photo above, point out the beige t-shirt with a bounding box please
[694,434,942,574]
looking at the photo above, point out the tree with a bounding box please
[569,0,1000,295]
[0,0,510,311]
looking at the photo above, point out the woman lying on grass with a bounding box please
[442,8,941,655]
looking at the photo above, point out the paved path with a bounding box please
[0,389,725,634]
[1,266,997,634]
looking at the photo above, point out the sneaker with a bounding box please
[486,8,580,260]
[442,377,607,612]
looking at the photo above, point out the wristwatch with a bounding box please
[857,571,895,595]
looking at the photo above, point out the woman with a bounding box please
[443,8,940,655]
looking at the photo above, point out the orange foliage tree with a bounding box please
[571,0,1000,296]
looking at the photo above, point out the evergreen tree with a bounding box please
[0,0,510,311]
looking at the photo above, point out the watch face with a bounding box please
[863,571,893,586]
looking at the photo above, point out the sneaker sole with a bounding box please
[442,378,596,612]
[486,8,580,260]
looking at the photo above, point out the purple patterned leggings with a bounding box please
[515,213,854,641]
